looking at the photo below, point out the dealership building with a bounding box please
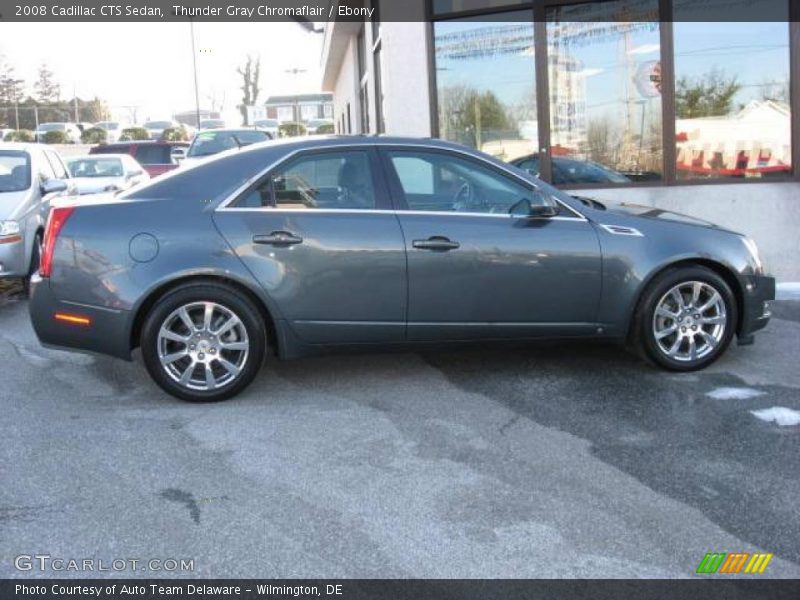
[321,0,799,281]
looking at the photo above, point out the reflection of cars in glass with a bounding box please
[34,122,82,144]
[29,137,774,403]
[88,141,189,178]
[0,144,74,288]
[176,128,273,167]
[65,155,150,195]
[511,154,632,185]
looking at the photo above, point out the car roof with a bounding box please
[234,134,479,153]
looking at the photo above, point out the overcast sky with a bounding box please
[0,22,323,124]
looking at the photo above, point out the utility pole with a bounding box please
[13,83,20,130]
[190,20,201,128]
[285,68,307,123]
[73,85,79,123]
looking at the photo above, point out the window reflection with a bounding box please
[546,0,663,183]
[434,12,538,161]
[673,20,791,179]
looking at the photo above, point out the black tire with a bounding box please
[141,282,266,402]
[22,232,42,297]
[636,265,737,371]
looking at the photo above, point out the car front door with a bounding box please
[379,147,602,341]
[213,147,407,344]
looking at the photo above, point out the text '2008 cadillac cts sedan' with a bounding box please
[28,136,775,402]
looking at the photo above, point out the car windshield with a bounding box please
[38,123,65,132]
[66,157,124,178]
[97,122,119,130]
[255,120,278,128]
[187,130,270,157]
[200,120,225,129]
[0,151,31,192]
[145,121,172,130]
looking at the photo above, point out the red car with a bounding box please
[89,141,189,178]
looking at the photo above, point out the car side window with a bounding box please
[233,151,376,210]
[387,150,537,215]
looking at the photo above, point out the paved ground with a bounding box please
[1,280,798,578]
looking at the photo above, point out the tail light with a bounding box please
[39,206,75,278]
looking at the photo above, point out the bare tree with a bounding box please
[237,55,261,125]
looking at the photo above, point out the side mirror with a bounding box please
[529,203,559,218]
[41,178,68,195]
[509,193,559,218]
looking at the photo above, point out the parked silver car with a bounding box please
[0,143,74,286]
[94,121,127,144]
[65,154,150,195]
[34,122,82,144]
[29,136,774,402]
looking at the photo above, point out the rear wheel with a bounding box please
[22,232,42,296]
[637,266,737,371]
[141,283,266,402]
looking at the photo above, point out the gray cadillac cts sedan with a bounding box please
[29,136,774,402]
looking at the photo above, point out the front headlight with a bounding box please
[741,236,763,272]
[0,220,20,236]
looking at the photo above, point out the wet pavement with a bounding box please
[1,281,798,578]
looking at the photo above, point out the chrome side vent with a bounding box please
[600,224,644,237]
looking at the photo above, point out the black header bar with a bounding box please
[0,0,794,22]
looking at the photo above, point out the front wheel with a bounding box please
[141,283,266,402]
[637,266,737,371]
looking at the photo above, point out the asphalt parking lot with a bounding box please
[1,280,799,579]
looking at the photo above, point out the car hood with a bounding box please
[0,190,30,220]
[605,202,721,229]
[71,176,125,194]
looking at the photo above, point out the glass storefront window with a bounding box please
[673,19,792,180]
[432,0,528,16]
[546,0,663,184]
[434,11,537,162]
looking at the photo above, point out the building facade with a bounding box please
[263,93,334,125]
[321,0,800,281]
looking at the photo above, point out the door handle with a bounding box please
[412,236,460,251]
[253,231,303,246]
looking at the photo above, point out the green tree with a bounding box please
[0,55,25,129]
[675,68,741,118]
[34,64,60,103]
[237,55,261,125]
[438,85,514,148]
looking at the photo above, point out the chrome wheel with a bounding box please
[157,301,249,391]
[652,281,727,362]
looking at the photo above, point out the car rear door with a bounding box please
[213,146,407,344]
[379,146,602,341]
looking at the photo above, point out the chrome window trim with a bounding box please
[214,142,588,221]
